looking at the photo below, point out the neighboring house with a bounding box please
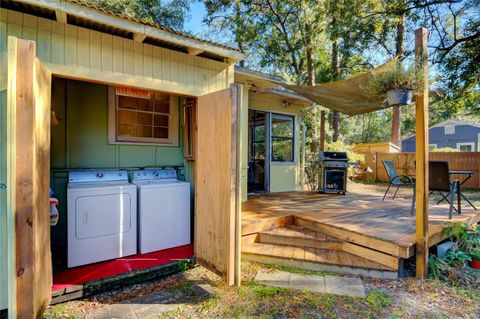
[0,0,312,316]
[402,120,480,152]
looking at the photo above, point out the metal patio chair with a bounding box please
[382,160,414,201]
[411,161,461,219]
[429,161,461,218]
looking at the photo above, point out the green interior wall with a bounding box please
[50,77,191,267]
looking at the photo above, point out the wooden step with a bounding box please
[258,225,343,250]
[242,215,294,236]
[294,215,412,258]
[242,243,397,279]
[257,225,400,270]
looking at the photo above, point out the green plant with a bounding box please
[428,255,476,286]
[365,290,393,310]
[445,250,472,267]
[470,247,480,261]
[362,65,424,100]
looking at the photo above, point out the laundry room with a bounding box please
[49,76,196,288]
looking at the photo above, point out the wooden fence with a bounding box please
[361,152,480,189]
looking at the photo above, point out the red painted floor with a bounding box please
[52,244,194,291]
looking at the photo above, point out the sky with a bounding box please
[185,1,207,35]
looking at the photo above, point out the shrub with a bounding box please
[431,147,460,152]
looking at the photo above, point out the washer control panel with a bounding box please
[132,169,177,181]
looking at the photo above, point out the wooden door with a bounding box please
[195,85,241,286]
[7,37,52,318]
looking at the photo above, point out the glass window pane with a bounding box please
[272,138,293,161]
[118,124,135,137]
[136,125,153,138]
[253,142,265,160]
[137,98,153,111]
[254,125,265,142]
[155,101,170,113]
[137,112,152,125]
[154,127,169,138]
[459,145,472,151]
[118,96,137,109]
[118,110,136,125]
[272,115,293,137]
[154,114,169,127]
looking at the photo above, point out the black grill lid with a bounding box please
[319,151,349,161]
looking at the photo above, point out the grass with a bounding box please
[44,261,480,319]
[263,264,334,276]
[365,289,393,311]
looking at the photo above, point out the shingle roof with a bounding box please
[68,0,242,53]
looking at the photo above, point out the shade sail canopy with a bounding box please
[276,57,399,116]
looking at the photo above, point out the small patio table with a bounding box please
[436,170,478,210]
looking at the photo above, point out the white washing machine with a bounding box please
[67,170,137,268]
[132,169,191,254]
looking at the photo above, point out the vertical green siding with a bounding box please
[50,78,187,265]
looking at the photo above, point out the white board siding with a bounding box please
[0,8,234,96]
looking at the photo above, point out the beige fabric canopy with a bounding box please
[276,57,399,116]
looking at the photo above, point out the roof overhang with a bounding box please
[7,0,245,63]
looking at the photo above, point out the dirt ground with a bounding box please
[45,262,480,319]
[45,182,480,318]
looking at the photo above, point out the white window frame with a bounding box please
[108,87,179,146]
[456,142,475,152]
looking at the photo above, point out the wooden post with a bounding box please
[415,27,429,278]
[320,110,326,151]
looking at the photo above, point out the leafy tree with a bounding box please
[83,0,191,30]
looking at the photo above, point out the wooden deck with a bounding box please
[241,191,480,278]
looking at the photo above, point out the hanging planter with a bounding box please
[387,89,413,106]
[362,64,424,106]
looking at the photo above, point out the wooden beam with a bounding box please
[133,33,147,43]
[320,110,326,152]
[55,9,67,23]
[188,48,204,56]
[415,27,429,278]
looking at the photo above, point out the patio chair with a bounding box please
[430,161,461,218]
[411,161,461,219]
[382,160,414,201]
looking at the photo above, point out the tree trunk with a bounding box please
[391,15,405,146]
[331,35,340,142]
[305,23,315,86]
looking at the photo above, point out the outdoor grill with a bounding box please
[318,151,349,194]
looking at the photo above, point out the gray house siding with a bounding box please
[402,124,480,152]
